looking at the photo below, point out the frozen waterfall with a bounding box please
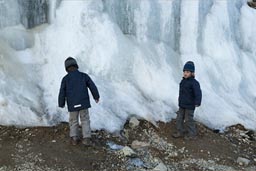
[0,0,255,132]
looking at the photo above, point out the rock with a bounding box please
[120,146,136,157]
[131,140,150,149]
[107,141,124,150]
[120,129,129,141]
[208,166,215,171]
[153,162,168,171]
[52,140,56,143]
[237,157,250,166]
[168,152,178,158]
[245,130,255,140]
[17,144,23,149]
[179,147,185,153]
[208,160,214,164]
[129,117,140,128]
[129,158,145,167]
[248,1,256,9]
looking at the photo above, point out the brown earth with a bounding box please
[0,119,255,171]
[248,1,256,9]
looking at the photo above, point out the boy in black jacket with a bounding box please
[58,57,100,146]
[173,61,202,140]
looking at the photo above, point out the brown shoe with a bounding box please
[172,132,184,138]
[82,138,93,146]
[70,137,79,146]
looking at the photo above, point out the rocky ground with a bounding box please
[0,118,255,171]
[248,1,256,9]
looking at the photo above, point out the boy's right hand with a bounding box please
[95,99,100,103]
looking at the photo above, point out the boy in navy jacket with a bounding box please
[173,61,202,140]
[58,57,100,146]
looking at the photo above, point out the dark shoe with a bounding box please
[82,138,93,146]
[172,132,184,138]
[70,136,79,146]
[184,135,197,140]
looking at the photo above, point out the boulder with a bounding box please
[120,146,137,157]
[131,140,150,149]
[129,117,140,128]
[153,162,168,171]
[237,157,250,166]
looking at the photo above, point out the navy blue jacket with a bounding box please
[58,69,100,112]
[179,77,202,110]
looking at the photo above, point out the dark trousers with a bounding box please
[176,108,197,136]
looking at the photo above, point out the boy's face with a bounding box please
[183,70,193,78]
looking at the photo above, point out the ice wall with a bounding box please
[0,0,20,28]
[0,0,256,132]
[0,0,49,29]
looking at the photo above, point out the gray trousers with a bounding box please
[69,109,91,138]
[176,108,197,136]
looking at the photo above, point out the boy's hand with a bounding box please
[195,105,200,107]
[95,99,100,103]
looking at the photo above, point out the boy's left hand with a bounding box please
[95,99,100,103]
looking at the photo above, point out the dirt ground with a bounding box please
[0,119,255,171]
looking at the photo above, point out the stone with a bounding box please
[153,162,168,171]
[208,167,215,171]
[131,140,150,149]
[120,146,136,157]
[237,157,250,166]
[107,141,124,150]
[179,147,185,153]
[168,152,178,157]
[129,117,140,128]
[248,1,256,9]
[17,144,23,149]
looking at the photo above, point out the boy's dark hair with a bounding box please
[65,57,79,72]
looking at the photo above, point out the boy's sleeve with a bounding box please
[86,75,100,100]
[178,81,182,102]
[58,77,66,108]
[193,81,202,106]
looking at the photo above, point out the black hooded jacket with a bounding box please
[58,69,100,112]
[178,76,202,110]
